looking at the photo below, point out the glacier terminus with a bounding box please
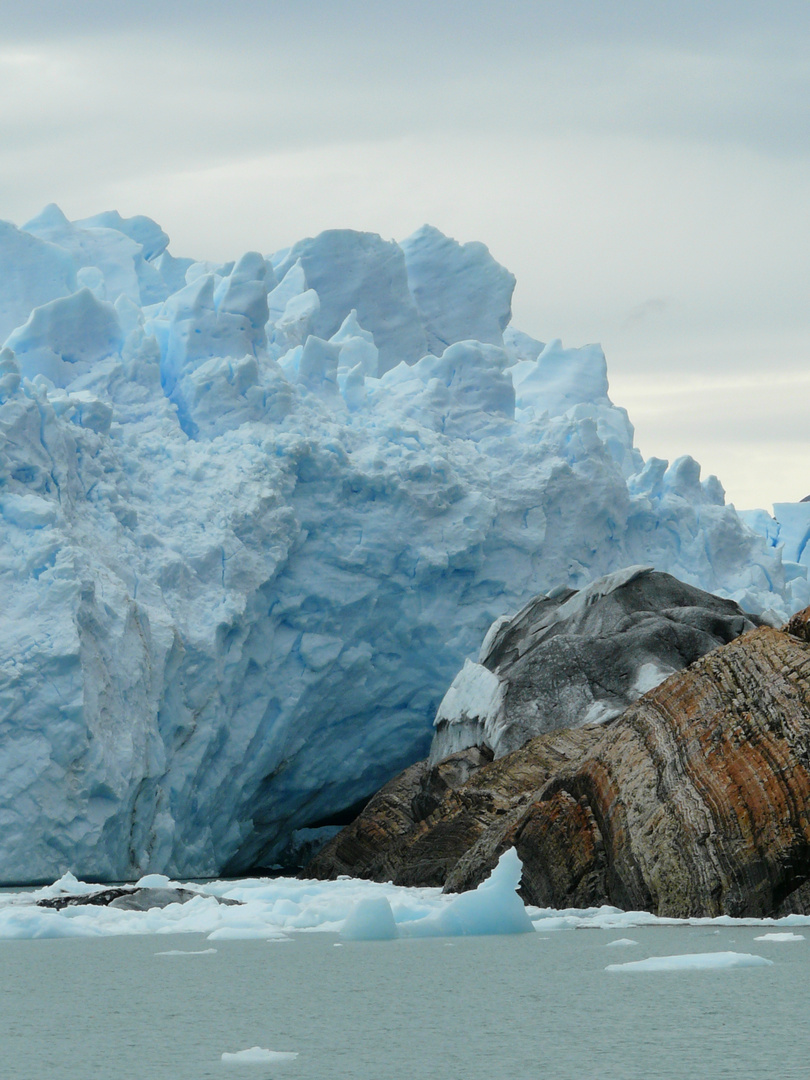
[0,206,806,883]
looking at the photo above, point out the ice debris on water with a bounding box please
[0,206,807,884]
[754,932,805,942]
[155,947,217,956]
[5,866,810,941]
[221,1047,298,1065]
[605,952,773,973]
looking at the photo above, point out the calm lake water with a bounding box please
[2,925,808,1080]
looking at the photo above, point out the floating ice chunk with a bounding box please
[400,848,534,938]
[606,938,639,947]
[754,932,805,942]
[0,906,97,939]
[155,948,217,956]
[34,872,106,899]
[136,873,173,889]
[606,952,773,973]
[341,897,399,941]
[207,926,288,941]
[221,1047,298,1064]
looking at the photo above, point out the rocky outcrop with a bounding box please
[430,566,762,762]
[306,617,810,918]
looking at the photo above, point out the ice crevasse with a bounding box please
[0,207,805,883]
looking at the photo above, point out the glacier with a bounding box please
[0,204,806,884]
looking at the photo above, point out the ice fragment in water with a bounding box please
[341,896,399,941]
[155,948,217,956]
[754,932,805,942]
[401,847,534,938]
[221,1047,298,1064]
[606,952,773,973]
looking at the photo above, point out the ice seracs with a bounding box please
[0,206,806,883]
[221,1047,298,1065]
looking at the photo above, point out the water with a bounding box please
[1,924,808,1079]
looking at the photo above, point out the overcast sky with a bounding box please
[1,0,808,509]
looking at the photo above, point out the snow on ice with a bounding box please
[0,206,807,882]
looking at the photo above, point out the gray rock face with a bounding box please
[38,886,239,911]
[430,566,761,761]
[307,616,810,918]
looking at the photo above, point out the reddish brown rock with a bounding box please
[306,618,810,918]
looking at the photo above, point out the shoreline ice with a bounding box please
[3,858,810,943]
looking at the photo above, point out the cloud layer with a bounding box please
[1,1,808,508]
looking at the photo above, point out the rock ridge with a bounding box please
[306,617,810,918]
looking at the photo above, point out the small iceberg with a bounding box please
[341,897,399,941]
[339,847,534,941]
[403,848,535,938]
[606,951,773,973]
[221,1047,298,1064]
[155,948,217,956]
[754,932,805,942]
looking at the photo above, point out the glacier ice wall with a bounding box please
[0,206,805,883]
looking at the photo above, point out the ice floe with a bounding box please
[155,947,217,956]
[4,848,810,943]
[754,932,805,942]
[221,1047,298,1065]
[605,952,773,973]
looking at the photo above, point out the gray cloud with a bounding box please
[0,0,807,509]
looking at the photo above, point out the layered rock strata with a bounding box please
[306,618,810,918]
